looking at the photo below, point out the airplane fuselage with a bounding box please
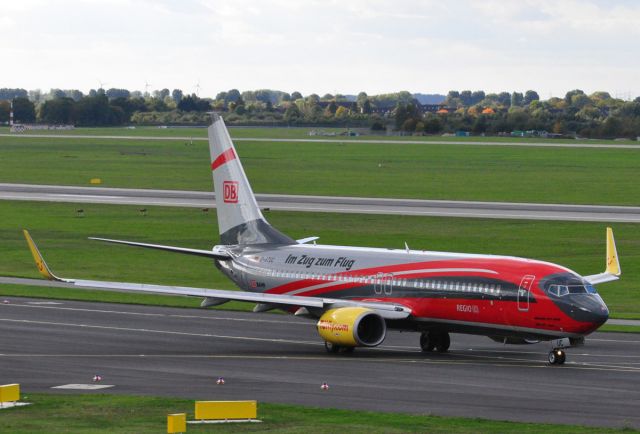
[219,243,609,341]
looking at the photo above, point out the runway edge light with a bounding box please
[167,413,186,433]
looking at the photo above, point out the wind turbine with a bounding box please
[98,80,108,90]
[195,80,201,97]
[144,81,152,96]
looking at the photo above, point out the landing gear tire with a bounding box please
[420,331,450,353]
[435,332,450,353]
[420,332,436,352]
[548,349,566,365]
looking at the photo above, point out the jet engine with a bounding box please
[316,307,386,347]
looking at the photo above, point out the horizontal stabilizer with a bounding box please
[89,237,232,260]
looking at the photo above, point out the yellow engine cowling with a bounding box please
[316,307,386,347]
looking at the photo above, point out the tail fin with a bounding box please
[208,114,294,246]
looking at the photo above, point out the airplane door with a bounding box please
[374,273,393,296]
[517,275,535,311]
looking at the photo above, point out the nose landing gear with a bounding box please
[548,349,566,365]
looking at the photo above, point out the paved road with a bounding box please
[2,183,640,223]
[1,297,639,428]
[2,133,639,149]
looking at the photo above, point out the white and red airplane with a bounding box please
[24,114,620,365]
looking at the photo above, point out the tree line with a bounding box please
[1,87,639,139]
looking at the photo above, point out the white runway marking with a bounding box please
[52,384,114,390]
[0,317,320,346]
[3,302,308,325]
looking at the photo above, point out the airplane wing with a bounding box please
[22,230,411,320]
[584,227,621,285]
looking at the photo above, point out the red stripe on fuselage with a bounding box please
[211,148,237,171]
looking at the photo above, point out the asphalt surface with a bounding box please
[1,296,639,428]
[3,183,640,222]
[2,132,640,149]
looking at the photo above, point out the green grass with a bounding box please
[599,324,640,333]
[1,393,635,433]
[1,134,640,205]
[1,200,638,318]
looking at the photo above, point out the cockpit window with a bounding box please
[542,273,598,297]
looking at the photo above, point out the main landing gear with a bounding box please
[548,348,566,365]
[324,341,355,354]
[420,331,450,353]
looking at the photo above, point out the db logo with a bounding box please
[223,181,238,203]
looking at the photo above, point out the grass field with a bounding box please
[1,134,640,205]
[3,393,632,433]
[1,200,638,318]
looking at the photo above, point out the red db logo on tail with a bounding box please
[223,181,238,203]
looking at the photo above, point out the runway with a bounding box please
[2,132,640,149]
[1,296,640,428]
[2,183,640,222]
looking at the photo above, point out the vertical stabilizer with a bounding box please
[208,114,294,245]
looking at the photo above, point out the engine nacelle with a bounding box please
[317,307,386,347]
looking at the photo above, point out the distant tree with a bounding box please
[226,89,241,103]
[460,90,473,106]
[177,94,211,112]
[50,89,66,99]
[423,115,443,134]
[171,89,183,103]
[105,88,130,100]
[564,89,585,104]
[321,93,333,101]
[159,88,170,100]
[280,93,291,102]
[523,90,540,105]
[471,91,485,105]
[571,93,591,109]
[497,92,511,106]
[12,97,36,122]
[394,102,418,130]
[0,88,28,100]
[74,94,111,125]
[0,100,10,122]
[40,97,75,124]
[28,89,43,103]
[325,100,337,115]
[510,92,524,107]
[291,91,303,100]
[284,103,301,122]
[361,99,372,114]
[66,89,84,101]
[88,89,97,97]
[335,106,349,118]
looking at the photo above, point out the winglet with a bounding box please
[23,230,65,281]
[606,227,621,276]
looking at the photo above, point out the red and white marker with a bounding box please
[93,374,102,382]
[2,300,9,304]
[320,382,329,390]
[216,377,225,385]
